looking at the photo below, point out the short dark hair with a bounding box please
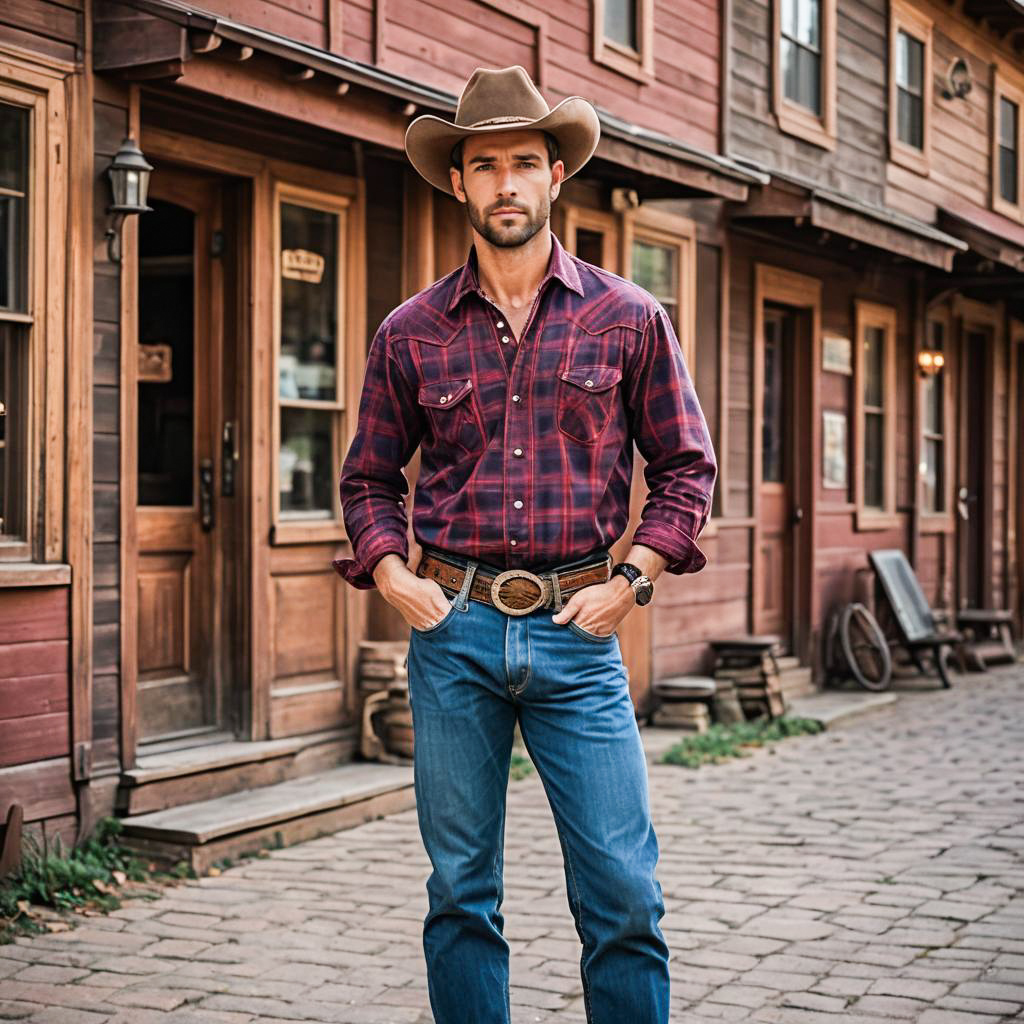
[450,131,560,173]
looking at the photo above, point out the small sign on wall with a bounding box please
[822,333,853,374]
[138,343,172,383]
[822,410,848,489]
[282,248,326,284]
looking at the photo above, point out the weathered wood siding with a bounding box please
[0,0,83,63]
[729,0,888,204]
[189,0,721,154]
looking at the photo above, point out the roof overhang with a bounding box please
[94,0,764,201]
[937,208,1024,273]
[729,170,968,271]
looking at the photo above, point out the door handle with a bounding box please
[222,421,238,497]
[199,458,215,532]
[792,506,804,526]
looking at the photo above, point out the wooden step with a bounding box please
[117,728,357,815]
[778,664,815,700]
[119,762,415,873]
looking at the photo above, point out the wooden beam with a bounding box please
[189,30,221,54]
[283,65,315,83]
[221,42,254,61]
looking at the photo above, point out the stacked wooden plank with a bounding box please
[650,675,716,732]
[358,642,413,763]
[709,636,787,720]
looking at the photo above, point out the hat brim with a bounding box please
[404,96,601,196]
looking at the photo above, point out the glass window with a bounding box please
[0,102,28,314]
[921,319,945,514]
[896,30,925,150]
[999,96,1019,206]
[862,325,886,510]
[762,310,787,485]
[277,199,343,522]
[0,323,28,542]
[781,0,822,115]
[632,239,679,336]
[604,0,637,51]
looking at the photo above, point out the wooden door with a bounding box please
[959,326,993,610]
[134,168,229,742]
[757,305,798,648]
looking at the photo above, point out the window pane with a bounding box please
[0,324,27,540]
[762,315,785,484]
[138,200,195,506]
[999,98,1019,205]
[922,437,943,513]
[897,89,924,149]
[604,0,637,50]
[280,203,339,401]
[280,408,334,517]
[923,372,943,435]
[782,0,820,48]
[864,411,884,508]
[896,31,923,93]
[781,39,822,114]
[0,103,28,313]
[862,325,885,408]
[632,239,679,335]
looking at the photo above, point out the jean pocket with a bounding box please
[567,619,616,643]
[411,595,459,636]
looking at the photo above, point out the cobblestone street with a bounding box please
[1,667,1023,1024]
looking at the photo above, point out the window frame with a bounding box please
[992,68,1024,222]
[853,300,898,531]
[772,0,837,150]
[271,179,354,545]
[888,0,933,177]
[919,307,955,533]
[592,0,654,83]
[0,62,67,568]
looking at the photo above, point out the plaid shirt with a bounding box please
[332,233,717,590]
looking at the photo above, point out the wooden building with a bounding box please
[2,0,1021,854]
[1,0,767,853]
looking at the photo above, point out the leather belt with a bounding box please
[416,549,612,616]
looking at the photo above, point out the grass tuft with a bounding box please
[659,716,825,769]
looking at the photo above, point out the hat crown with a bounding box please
[455,66,550,129]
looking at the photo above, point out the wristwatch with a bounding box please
[611,562,654,606]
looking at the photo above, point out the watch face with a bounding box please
[634,587,653,606]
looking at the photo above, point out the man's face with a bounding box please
[450,129,565,249]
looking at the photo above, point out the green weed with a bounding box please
[660,716,825,769]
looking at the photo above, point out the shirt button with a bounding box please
[513,447,523,457]
[512,394,521,402]
[509,538,517,546]
[439,396,447,404]
[585,379,594,388]
[501,336,510,344]
[496,321,505,328]
[513,499,523,509]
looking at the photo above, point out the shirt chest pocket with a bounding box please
[556,364,623,445]
[418,378,486,458]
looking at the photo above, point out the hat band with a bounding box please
[462,114,544,129]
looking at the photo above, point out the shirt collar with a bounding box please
[446,231,585,314]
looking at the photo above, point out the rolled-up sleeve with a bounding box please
[623,305,718,575]
[332,321,423,590]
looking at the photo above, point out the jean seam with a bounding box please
[558,824,594,1023]
[568,619,615,644]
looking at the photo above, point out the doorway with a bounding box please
[134,165,243,744]
[959,325,993,611]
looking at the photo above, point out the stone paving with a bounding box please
[1,665,1023,1023]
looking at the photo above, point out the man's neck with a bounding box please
[473,226,553,312]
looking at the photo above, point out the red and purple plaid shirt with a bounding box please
[332,233,717,589]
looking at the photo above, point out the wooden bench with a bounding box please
[955,609,1017,670]
[868,549,963,689]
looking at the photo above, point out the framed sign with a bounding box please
[823,410,848,489]
[823,333,853,374]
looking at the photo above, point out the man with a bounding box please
[332,65,717,1024]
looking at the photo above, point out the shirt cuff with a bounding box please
[631,521,707,575]
[332,533,408,590]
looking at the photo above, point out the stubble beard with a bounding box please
[466,194,550,249]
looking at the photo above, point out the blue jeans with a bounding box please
[406,553,670,1024]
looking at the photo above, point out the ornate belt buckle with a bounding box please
[490,568,547,616]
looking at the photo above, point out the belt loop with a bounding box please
[549,570,563,612]
[454,561,478,611]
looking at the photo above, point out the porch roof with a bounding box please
[937,209,1024,274]
[96,0,765,201]
[729,168,968,271]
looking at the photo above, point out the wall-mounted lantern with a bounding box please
[917,349,945,376]
[941,57,972,101]
[105,137,153,264]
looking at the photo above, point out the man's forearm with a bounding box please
[372,552,415,599]
[606,543,668,601]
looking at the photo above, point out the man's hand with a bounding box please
[373,553,453,631]
[551,576,635,637]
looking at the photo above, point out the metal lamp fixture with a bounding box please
[105,137,153,263]
[941,57,972,101]
[917,349,945,376]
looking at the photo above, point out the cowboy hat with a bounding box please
[404,65,600,196]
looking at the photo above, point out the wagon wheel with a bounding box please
[839,602,892,692]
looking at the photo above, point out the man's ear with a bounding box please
[549,159,566,201]
[450,167,467,203]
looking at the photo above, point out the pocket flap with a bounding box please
[559,365,622,393]
[418,378,474,409]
